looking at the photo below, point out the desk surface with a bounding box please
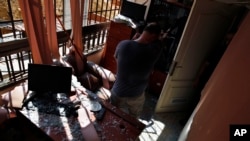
[2,82,145,141]
[17,107,99,141]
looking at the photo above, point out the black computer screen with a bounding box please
[28,63,72,93]
[120,1,146,22]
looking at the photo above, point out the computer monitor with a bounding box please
[28,63,72,94]
[120,1,147,22]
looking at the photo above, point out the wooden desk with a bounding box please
[1,82,145,141]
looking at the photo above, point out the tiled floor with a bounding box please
[138,92,187,141]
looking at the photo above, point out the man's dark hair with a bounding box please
[143,22,161,35]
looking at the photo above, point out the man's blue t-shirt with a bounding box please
[111,40,162,97]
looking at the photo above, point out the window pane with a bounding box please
[0,0,10,21]
[55,0,63,17]
[10,0,22,20]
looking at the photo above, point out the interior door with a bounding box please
[155,0,240,112]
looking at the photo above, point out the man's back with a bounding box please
[111,40,161,97]
[110,22,162,118]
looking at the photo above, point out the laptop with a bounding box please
[22,63,72,107]
[28,63,72,94]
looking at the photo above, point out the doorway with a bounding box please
[153,0,246,113]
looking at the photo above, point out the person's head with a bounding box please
[136,22,162,43]
[143,22,161,35]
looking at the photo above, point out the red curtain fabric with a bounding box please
[18,0,52,64]
[70,0,85,75]
[44,0,60,60]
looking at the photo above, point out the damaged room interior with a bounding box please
[0,0,250,141]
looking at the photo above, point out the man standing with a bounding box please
[111,22,163,118]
